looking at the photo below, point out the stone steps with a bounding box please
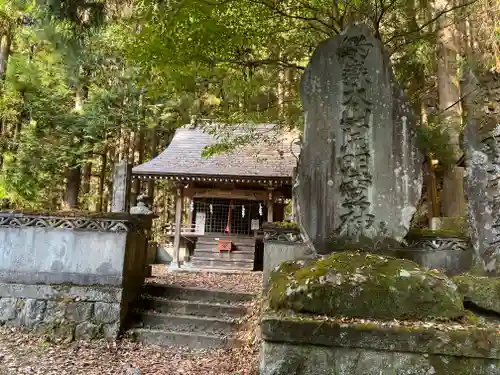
[132,311,237,335]
[138,296,248,318]
[190,257,255,271]
[141,284,255,303]
[192,250,256,261]
[127,283,255,349]
[195,242,256,252]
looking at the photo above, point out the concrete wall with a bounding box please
[0,213,151,341]
[263,241,314,291]
[0,227,128,285]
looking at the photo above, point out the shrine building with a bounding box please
[131,123,299,271]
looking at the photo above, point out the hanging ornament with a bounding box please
[241,205,246,218]
[209,204,213,214]
[189,200,194,213]
[258,203,263,216]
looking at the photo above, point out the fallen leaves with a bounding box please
[148,267,263,295]
[0,271,264,375]
[0,329,259,375]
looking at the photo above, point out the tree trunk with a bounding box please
[131,128,145,207]
[0,28,13,145]
[63,77,87,209]
[0,27,12,82]
[435,0,466,218]
[147,127,158,198]
[97,149,107,212]
[63,167,81,209]
[81,162,92,207]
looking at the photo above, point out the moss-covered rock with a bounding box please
[268,252,465,320]
[453,274,500,314]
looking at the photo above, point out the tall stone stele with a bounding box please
[462,69,500,274]
[294,24,423,254]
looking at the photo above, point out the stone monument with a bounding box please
[462,69,500,274]
[294,24,423,254]
[111,161,132,213]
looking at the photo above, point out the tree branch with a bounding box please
[249,0,335,36]
[385,0,480,45]
[374,0,399,39]
[212,57,305,71]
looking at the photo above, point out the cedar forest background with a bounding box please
[0,0,496,225]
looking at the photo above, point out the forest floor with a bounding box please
[0,270,263,375]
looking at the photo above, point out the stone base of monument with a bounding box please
[378,230,474,276]
[260,252,500,375]
[262,225,316,292]
[260,313,500,375]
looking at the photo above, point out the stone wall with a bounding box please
[0,284,122,340]
[263,240,314,291]
[0,213,151,340]
[260,312,500,375]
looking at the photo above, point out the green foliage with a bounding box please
[0,0,488,211]
[0,1,156,207]
[415,120,457,168]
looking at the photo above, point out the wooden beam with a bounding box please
[132,174,293,187]
[172,184,184,268]
[185,187,269,201]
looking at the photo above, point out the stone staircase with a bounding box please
[190,234,259,271]
[127,283,255,349]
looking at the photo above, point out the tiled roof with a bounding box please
[132,124,300,179]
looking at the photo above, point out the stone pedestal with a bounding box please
[260,313,500,375]
[262,240,314,292]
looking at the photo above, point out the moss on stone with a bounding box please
[269,221,299,229]
[261,309,500,361]
[268,252,465,321]
[407,228,469,239]
[325,236,403,252]
[429,355,497,375]
[452,274,500,314]
[36,320,76,342]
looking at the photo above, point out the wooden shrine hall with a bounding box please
[131,124,299,271]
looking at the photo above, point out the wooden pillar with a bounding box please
[186,197,194,230]
[267,188,274,223]
[172,183,184,268]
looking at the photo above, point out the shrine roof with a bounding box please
[132,123,300,184]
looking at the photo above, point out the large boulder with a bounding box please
[268,252,465,320]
